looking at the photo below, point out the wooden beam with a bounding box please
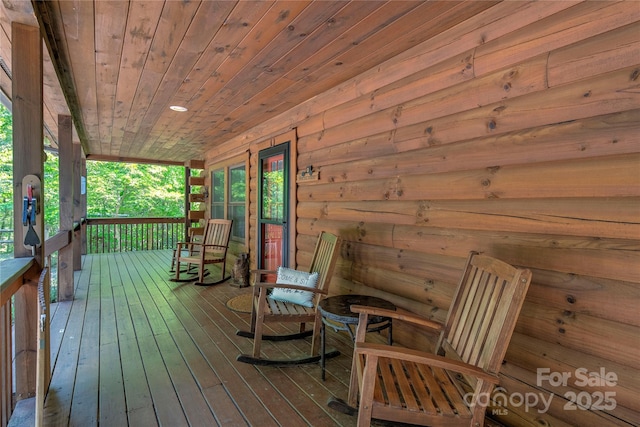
[44,230,71,258]
[13,266,39,402]
[11,21,43,405]
[58,114,74,300]
[186,159,205,169]
[31,0,91,155]
[12,22,44,262]
[0,258,35,307]
[73,143,82,270]
[86,154,183,166]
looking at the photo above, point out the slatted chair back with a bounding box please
[201,219,233,258]
[307,231,341,306]
[438,253,532,376]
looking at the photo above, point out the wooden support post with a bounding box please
[12,22,44,264]
[58,115,74,300]
[12,21,43,404]
[72,143,83,269]
[184,166,191,239]
[13,265,39,401]
[81,157,87,254]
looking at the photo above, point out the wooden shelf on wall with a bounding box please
[189,193,206,203]
[189,176,205,186]
[186,159,205,169]
[186,160,207,222]
[188,210,205,220]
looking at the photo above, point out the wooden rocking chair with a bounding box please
[236,231,341,366]
[329,251,532,427]
[171,219,232,286]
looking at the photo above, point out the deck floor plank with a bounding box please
[118,252,191,427]
[43,254,94,426]
[69,257,101,427]
[129,251,224,425]
[98,255,128,426]
[42,251,359,426]
[151,282,280,424]
[108,255,157,424]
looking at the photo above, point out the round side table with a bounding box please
[318,294,396,380]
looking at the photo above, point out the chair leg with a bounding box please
[170,249,177,271]
[252,313,265,358]
[310,313,323,357]
[175,259,181,281]
[198,264,205,284]
[356,356,377,427]
[348,352,360,407]
[252,287,267,358]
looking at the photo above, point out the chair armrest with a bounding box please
[200,244,228,250]
[253,281,328,295]
[351,304,443,332]
[355,342,499,384]
[175,241,196,251]
[250,269,277,276]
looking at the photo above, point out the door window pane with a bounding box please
[261,154,284,221]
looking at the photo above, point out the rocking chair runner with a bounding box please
[236,231,341,366]
[330,251,532,427]
[172,219,233,286]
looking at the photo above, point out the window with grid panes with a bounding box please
[210,164,246,242]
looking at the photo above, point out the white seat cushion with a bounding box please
[270,267,319,307]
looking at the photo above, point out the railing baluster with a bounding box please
[83,218,184,254]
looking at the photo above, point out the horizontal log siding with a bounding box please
[206,2,639,426]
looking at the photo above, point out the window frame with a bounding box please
[209,156,248,245]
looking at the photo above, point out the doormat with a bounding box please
[225,293,253,313]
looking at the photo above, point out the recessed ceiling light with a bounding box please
[170,105,188,112]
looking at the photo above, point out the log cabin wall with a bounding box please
[205,2,639,426]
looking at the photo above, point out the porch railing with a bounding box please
[0,226,76,426]
[85,217,185,254]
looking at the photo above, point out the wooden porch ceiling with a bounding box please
[1,1,496,165]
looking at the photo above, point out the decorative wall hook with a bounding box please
[297,165,319,182]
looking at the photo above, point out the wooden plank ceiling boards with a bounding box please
[1,0,496,164]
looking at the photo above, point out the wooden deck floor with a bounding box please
[42,250,360,427]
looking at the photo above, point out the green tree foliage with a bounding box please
[87,161,184,218]
[44,152,60,235]
[0,105,12,258]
